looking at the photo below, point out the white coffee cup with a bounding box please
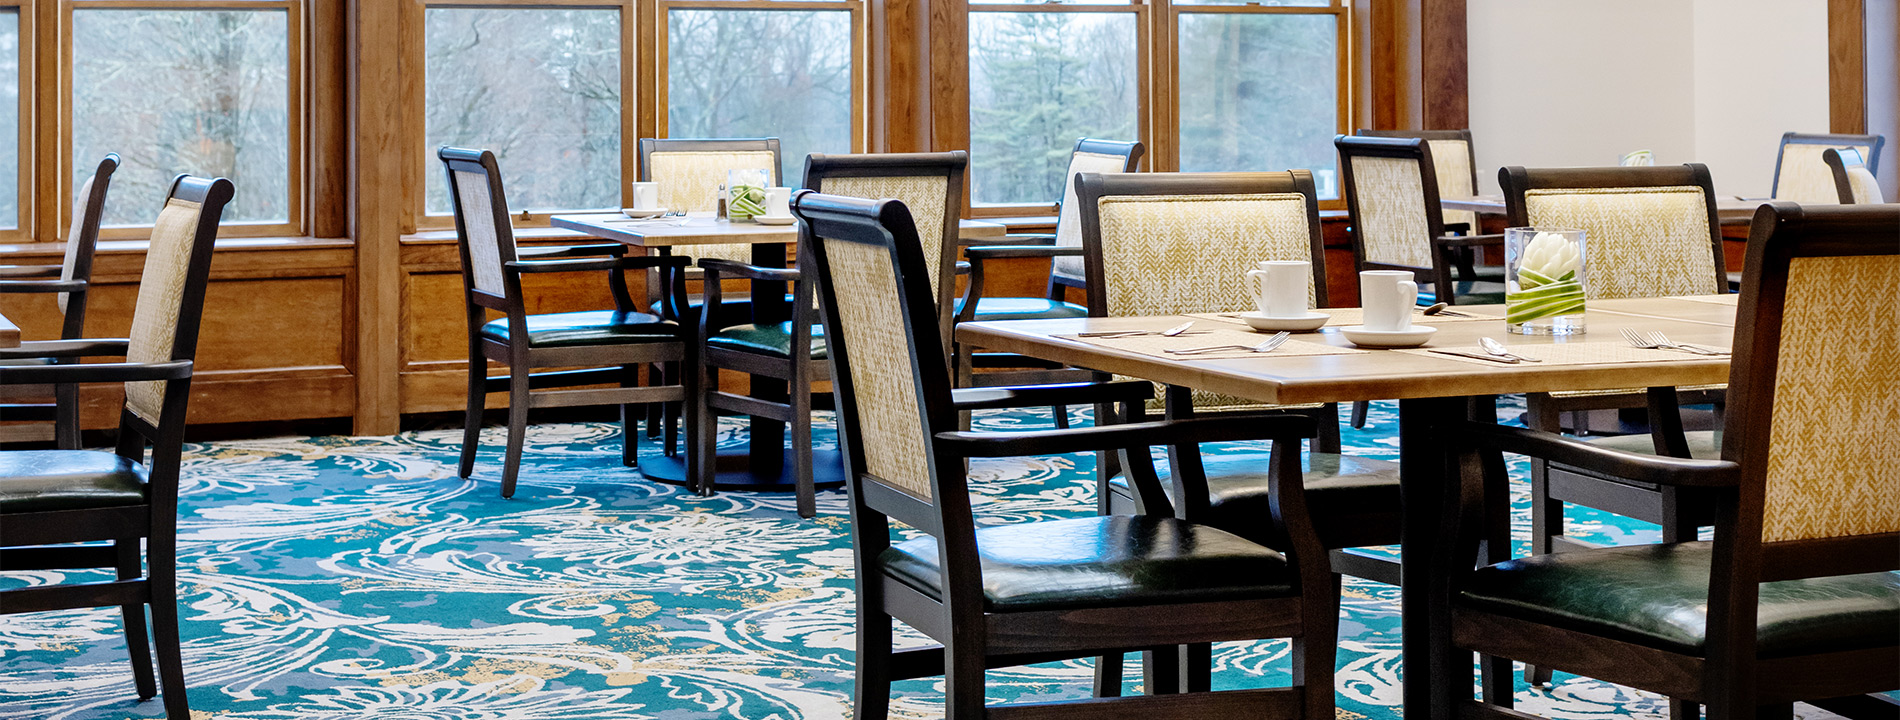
[1359,270,1418,331]
[765,186,793,218]
[630,181,660,210]
[1244,260,1310,318]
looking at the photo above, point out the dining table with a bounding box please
[549,211,1008,493]
[955,296,1736,717]
[1441,193,1768,225]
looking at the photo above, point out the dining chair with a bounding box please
[1438,201,1900,720]
[0,173,234,720]
[440,147,699,499]
[955,138,1143,400]
[0,154,118,448]
[1354,128,1480,235]
[1769,132,1885,204]
[693,152,965,517]
[1336,135,1504,306]
[1072,170,1406,692]
[1823,147,1885,204]
[793,188,1341,720]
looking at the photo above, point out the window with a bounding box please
[663,7,856,186]
[424,7,623,215]
[967,9,1139,205]
[71,4,299,231]
[0,7,20,235]
[1176,7,1343,198]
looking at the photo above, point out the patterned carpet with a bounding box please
[0,400,1743,719]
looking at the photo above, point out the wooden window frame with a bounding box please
[0,2,33,243]
[63,0,307,240]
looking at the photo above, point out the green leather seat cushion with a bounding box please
[880,515,1293,612]
[0,450,148,513]
[481,310,679,348]
[954,296,1087,322]
[1460,541,1900,658]
[1107,451,1403,549]
[705,322,826,359]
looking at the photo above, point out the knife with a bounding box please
[1428,349,1521,364]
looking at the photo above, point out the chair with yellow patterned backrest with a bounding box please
[1337,135,1505,306]
[1823,147,1886,204]
[1073,170,1407,692]
[1443,201,1900,720]
[692,152,966,518]
[793,188,1341,720]
[1500,162,1735,689]
[0,174,234,720]
[1357,128,1481,234]
[1769,132,1884,204]
[0,154,119,448]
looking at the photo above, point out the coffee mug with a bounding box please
[765,187,793,218]
[1359,270,1417,331]
[1244,260,1310,318]
[630,181,659,210]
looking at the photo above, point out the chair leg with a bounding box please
[1142,647,1181,695]
[662,362,681,455]
[54,382,81,450]
[116,538,157,700]
[645,362,664,441]
[501,371,531,499]
[1314,405,1343,454]
[1092,652,1124,698]
[854,604,894,719]
[1480,655,1514,708]
[1292,572,1342,720]
[1671,699,1702,720]
[619,365,639,468]
[1180,643,1212,693]
[944,640,989,719]
[459,358,486,479]
[149,538,190,719]
[1523,398,1560,687]
[1350,400,1370,429]
[693,357,718,497]
[1052,404,1071,429]
[792,379,815,519]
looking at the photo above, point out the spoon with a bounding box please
[1478,336,1541,363]
[1421,302,1477,318]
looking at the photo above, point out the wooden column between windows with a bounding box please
[928,0,970,211]
[350,0,404,435]
[1366,0,1466,131]
[871,0,929,152]
[1828,0,1866,134]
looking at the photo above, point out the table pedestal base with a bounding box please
[639,448,847,492]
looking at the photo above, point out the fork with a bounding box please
[1623,328,1727,356]
[1165,332,1290,356]
[1078,321,1197,339]
[1645,330,1729,356]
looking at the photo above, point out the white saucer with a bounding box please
[1338,324,1437,348]
[621,207,667,218]
[1239,311,1329,332]
[754,214,797,225]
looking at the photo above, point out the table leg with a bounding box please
[746,242,789,472]
[1398,395,1468,719]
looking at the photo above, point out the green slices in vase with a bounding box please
[1505,230,1586,326]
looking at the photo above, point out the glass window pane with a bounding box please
[666,9,853,186]
[0,11,18,230]
[426,8,621,214]
[1177,13,1340,198]
[1173,0,1332,7]
[72,10,290,226]
[969,12,1138,204]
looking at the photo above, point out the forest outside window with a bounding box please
[71,3,300,236]
[0,7,20,240]
[1176,5,1343,198]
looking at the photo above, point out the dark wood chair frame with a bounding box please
[693,152,967,518]
[1354,128,1480,232]
[1822,147,1875,204]
[1437,201,1900,720]
[0,154,119,448]
[0,174,234,720]
[1336,135,1503,307]
[441,147,699,499]
[1770,132,1885,199]
[794,188,1341,720]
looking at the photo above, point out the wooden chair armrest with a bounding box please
[0,338,130,360]
[0,360,192,385]
[1433,233,1505,248]
[516,243,627,259]
[0,279,88,293]
[960,232,1055,247]
[963,245,1086,260]
[1461,423,1739,487]
[0,264,63,279]
[698,258,800,283]
[949,381,1151,412]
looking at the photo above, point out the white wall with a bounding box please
[1468,0,1833,197]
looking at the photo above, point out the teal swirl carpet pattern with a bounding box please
[3,401,1704,719]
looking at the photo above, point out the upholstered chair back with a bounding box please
[1728,203,1900,545]
[793,191,957,519]
[1772,133,1884,204]
[1338,136,1443,271]
[439,147,519,298]
[805,152,967,354]
[57,155,118,324]
[639,138,782,263]
[1502,165,1724,300]
[1050,139,1146,286]
[1355,129,1478,231]
[1824,147,1885,204]
[122,175,234,428]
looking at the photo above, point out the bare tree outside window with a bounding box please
[968,12,1137,205]
[72,10,290,226]
[0,11,18,230]
[1177,12,1339,197]
[425,8,621,214]
[665,9,853,186]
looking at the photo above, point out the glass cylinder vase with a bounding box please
[1503,227,1587,335]
[726,169,769,222]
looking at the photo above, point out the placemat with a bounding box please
[1061,327,1369,361]
[1187,307,1502,329]
[1665,294,1740,305]
[1395,341,1730,368]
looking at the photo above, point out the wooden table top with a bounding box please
[551,212,1007,248]
[956,297,1735,405]
[0,310,16,348]
[1440,194,1767,224]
